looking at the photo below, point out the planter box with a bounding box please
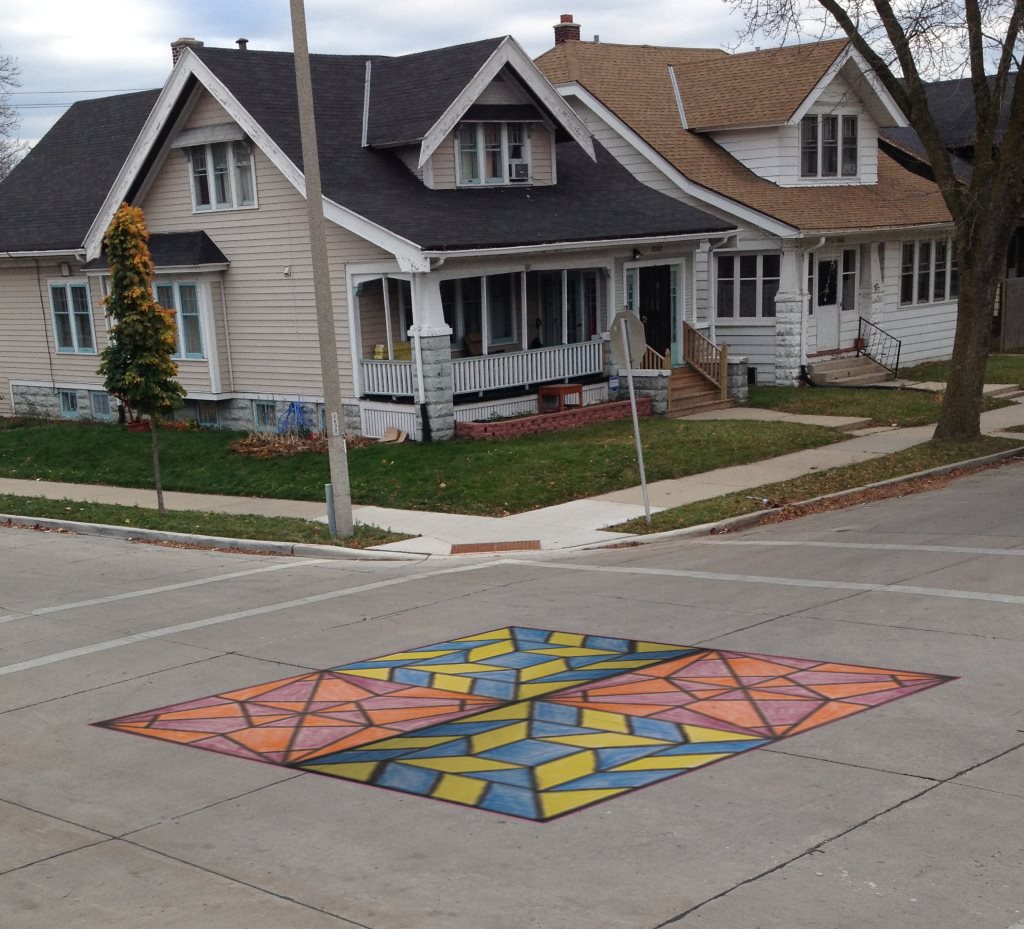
[454,398,652,441]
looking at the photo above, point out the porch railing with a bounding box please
[640,346,671,369]
[452,341,604,394]
[360,359,416,397]
[857,318,902,376]
[682,322,728,401]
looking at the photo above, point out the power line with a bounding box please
[9,88,152,94]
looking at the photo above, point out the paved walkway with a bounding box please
[2,400,1023,556]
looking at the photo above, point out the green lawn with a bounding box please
[0,494,404,548]
[748,385,1011,427]
[614,437,1021,534]
[0,418,846,517]
[900,349,1024,386]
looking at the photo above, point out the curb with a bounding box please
[581,445,1024,550]
[0,514,426,562]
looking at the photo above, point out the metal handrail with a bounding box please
[857,318,902,376]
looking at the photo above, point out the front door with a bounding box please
[815,255,841,351]
[638,265,672,355]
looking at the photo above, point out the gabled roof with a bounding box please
[182,45,733,251]
[536,40,951,234]
[364,37,504,147]
[0,90,159,253]
[917,74,1017,150]
[83,231,229,272]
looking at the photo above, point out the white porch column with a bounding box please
[774,245,806,385]
[867,242,887,329]
[409,273,455,440]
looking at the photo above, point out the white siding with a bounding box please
[709,128,787,184]
[477,71,534,105]
[139,91,392,399]
[430,123,555,189]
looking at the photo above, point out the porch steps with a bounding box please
[667,368,734,417]
[807,355,894,387]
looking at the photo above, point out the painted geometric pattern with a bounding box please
[94,670,503,764]
[299,699,771,821]
[329,626,700,701]
[96,627,953,821]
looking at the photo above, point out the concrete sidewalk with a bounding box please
[2,400,1023,555]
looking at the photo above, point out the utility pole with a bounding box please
[289,0,353,537]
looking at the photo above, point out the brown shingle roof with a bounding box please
[536,40,952,233]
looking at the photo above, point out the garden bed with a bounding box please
[454,398,652,440]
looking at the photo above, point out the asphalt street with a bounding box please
[1,463,1023,929]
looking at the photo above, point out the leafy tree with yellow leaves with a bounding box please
[98,204,185,513]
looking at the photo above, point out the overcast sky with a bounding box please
[4,1,751,145]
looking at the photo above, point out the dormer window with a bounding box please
[800,115,858,178]
[188,140,256,211]
[456,123,531,186]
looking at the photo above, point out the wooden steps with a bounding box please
[667,368,734,417]
[807,355,894,387]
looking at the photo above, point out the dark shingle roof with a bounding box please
[0,90,159,252]
[83,231,229,271]
[878,127,974,181]
[919,74,1017,150]
[194,46,734,249]
[364,37,505,147]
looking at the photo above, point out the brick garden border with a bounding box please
[454,397,652,440]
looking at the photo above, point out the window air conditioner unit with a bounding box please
[509,161,530,182]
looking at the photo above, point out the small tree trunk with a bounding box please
[149,416,166,515]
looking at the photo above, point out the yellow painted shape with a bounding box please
[427,673,475,694]
[473,703,532,721]
[532,647,615,658]
[580,708,631,733]
[369,650,455,661]
[635,640,679,652]
[548,632,585,646]
[535,749,595,790]
[615,753,727,771]
[683,725,760,743]
[516,681,575,699]
[413,662,497,675]
[338,668,393,681]
[303,761,378,781]
[550,733,668,748]
[468,641,513,662]
[402,756,519,773]
[519,659,568,682]
[432,773,488,805]
[454,628,513,642]
[470,720,529,753]
[539,788,625,819]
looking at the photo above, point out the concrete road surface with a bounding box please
[1,462,1023,929]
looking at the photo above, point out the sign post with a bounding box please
[608,311,652,527]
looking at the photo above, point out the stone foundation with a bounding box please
[726,357,750,403]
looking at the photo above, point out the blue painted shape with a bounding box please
[462,768,536,789]
[512,627,551,643]
[582,635,632,651]
[630,716,687,741]
[377,762,441,795]
[548,770,674,790]
[309,746,411,764]
[472,678,516,700]
[659,740,769,755]
[486,652,551,669]
[595,746,668,769]
[479,783,539,819]
[482,739,580,766]
[418,719,510,737]
[530,702,580,726]
[392,668,433,687]
[400,738,471,758]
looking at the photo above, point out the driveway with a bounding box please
[1,462,1022,929]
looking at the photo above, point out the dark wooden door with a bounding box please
[639,265,672,354]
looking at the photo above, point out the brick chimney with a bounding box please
[170,37,204,66]
[553,14,581,45]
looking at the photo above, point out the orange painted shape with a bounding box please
[120,726,215,744]
[580,679,678,697]
[159,703,245,721]
[367,705,466,725]
[727,657,802,677]
[686,699,765,730]
[313,679,375,702]
[230,726,298,754]
[809,681,900,699]
[297,726,397,758]
[783,700,866,736]
[221,676,308,702]
[639,652,712,677]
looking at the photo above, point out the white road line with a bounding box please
[0,562,493,678]
[0,558,331,625]
[700,540,1024,557]
[509,559,1024,605]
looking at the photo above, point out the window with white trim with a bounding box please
[455,123,531,186]
[188,140,256,211]
[50,282,96,353]
[716,254,780,318]
[900,238,959,305]
[90,392,112,418]
[155,282,204,359]
[801,114,858,178]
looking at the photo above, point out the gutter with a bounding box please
[421,230,737,260]
[4,250,86,260]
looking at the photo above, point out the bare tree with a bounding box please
[0,49,27,181]
[726,0,1024,441]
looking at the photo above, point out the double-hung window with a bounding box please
[716,254,780,318]
[50,282,95,353]
[801,114,858,178]
[900,238,959,305]
[188,140,256,211]
[155,282,204,359]
[456,123,531,186]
